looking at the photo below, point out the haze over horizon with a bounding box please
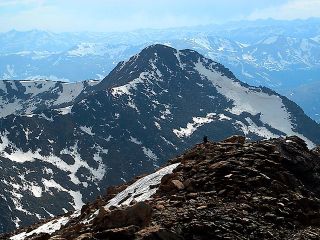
[1,0,320,32]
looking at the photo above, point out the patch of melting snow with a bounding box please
[0,134,105,213]
[219,114,231,121]
[56,106,72,115]
[11,192,31,216]
[173,113,217,138]
[127,100,139,112]
[154,122,161,130]
[150,58,163,78]
[174,50,185,69]
[111,67,162,97]
[111,75,144,96]
[39,113,54,122]
[42,179,84,210]
[142,146,158,162]
[10,216,70,240]
[82,163,180,224]
[105,163,180,208]
[80,126,95,136]
[42,207,54,218]
[160,104,171,119]
[13,217,21,228]
[23,128,31,141]
[0,137,105,184]
[30,184,42,198]
[236,118,279,139]
[129,136,142,145]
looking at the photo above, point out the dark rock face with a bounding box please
[0,44,320,233]
[3,136,320,240]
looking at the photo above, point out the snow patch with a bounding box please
[174,50,185,69]
[56,106,72,115]
[0,135,106,185]
[154,122,161,130]
[30,184,42,198]
[10,216,70,240]
[42,179,84,210]
[111,76,144,96]
[236,118,279,139]
[173,113,217,138]
[105,163,180,208]
[80,126,94,136]
[142,147,158,162]
[129,136,142,145]
[68,43,107,57]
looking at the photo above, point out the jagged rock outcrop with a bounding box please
[3,135,320,240]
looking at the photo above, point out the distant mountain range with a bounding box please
[0,44,319,233]
[0,18,319,122]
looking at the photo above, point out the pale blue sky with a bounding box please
[0,0,319,32]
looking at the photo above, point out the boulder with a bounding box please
[93,202,152,231]
[222,135,246,144]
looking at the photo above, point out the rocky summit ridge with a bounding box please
[3,135,320,240]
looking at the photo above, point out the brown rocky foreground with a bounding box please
[3,135,320,240]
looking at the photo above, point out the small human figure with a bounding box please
[203,135,208,144]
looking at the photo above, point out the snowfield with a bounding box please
[194,59,315,148]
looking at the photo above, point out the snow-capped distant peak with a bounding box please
[68,43,107,57]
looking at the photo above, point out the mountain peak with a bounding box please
[93,44,320,148]
[142,43,175,52]
[140,43,200,58]
[99,44,203,89]
[137,43,200,63]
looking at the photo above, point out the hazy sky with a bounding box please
[0,0,319,32]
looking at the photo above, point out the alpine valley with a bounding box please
[0,44,319,234]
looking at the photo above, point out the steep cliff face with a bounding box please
[3,135,320,240]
